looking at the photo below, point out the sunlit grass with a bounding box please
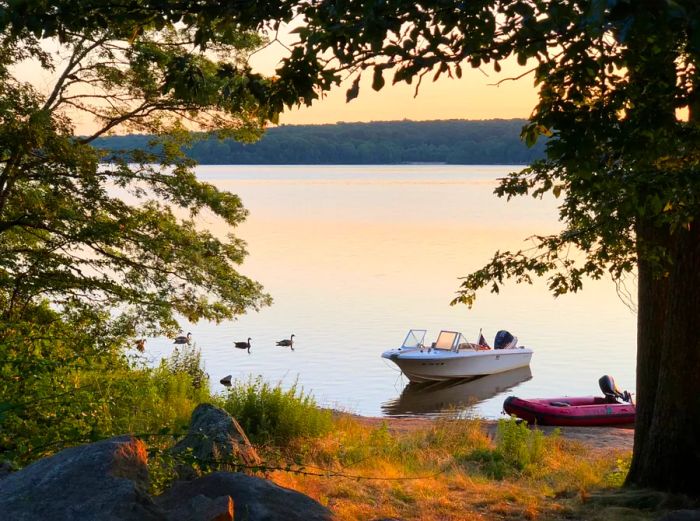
[266,415,634,521]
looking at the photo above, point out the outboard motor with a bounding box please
[494,330,517,349]
[599,375,633,403]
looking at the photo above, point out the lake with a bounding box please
[144,165,637,419]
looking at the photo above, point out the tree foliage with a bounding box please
[0,304,211,466]
[0,6,302,338]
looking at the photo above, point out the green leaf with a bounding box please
[372,67,385,91]
[346,76,361,101]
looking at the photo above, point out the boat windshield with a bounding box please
[434,330,466,351]
[401,329,427,349]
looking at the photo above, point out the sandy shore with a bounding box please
[353,415,634,452]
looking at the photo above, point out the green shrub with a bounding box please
[98,363,211,437]
[0,316,212,467]
[0,313,130,466]
[463,447,511,480]
[460,419,551,479]
[496,418,546,471]
[218,376,333,445]
[165,343,208,389]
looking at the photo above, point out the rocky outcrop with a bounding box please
[0,407,330,521]
[0,436,164,521]
[172,404,261,474]
[156,472,332,521]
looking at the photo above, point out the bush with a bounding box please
[465,447,511,480]
[218,376,333,445]
[460,418,551,479]
[496,417,546,471]
[0,315,212,468]
[165,343,208,389]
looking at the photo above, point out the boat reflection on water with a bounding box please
[382,366,532,417]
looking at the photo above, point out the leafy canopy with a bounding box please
[0,7,308,338]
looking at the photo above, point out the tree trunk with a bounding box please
[626,219,668,483]
[626,218,700,495]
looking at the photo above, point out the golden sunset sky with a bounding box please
[278,65,538,125]
[249,34,539,125]
[17,26,539,132]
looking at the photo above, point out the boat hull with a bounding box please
[382,348,533,383]
[503,395,635,426]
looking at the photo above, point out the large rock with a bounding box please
[162,493,234,521]
[156,472,332,521]
[172,404,261,473]
[0,436,165,521]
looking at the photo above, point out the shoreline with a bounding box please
[347,414,635,452]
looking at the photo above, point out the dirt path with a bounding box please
[353,415,634,452]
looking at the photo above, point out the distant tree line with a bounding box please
[94,119,545,165]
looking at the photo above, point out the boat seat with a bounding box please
[549,401,571,407]
[459,342,488,350]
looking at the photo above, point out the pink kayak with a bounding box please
[503,395,635,426]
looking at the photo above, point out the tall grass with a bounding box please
[218,376,333,445]
[90,363,212,437]
[291,414,492,476]
[273,414,632,521]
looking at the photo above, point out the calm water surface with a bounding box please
[145,165,637,418]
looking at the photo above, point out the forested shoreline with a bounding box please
[94,119,546,165]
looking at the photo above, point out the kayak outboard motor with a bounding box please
[494,330,518,349]
[599,375,633,403]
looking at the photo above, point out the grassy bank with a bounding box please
[6,341,691,520]
[265,415,641,521]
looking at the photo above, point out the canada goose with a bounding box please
[174,332,192,345]
[234,337,252,353]
[135,339,146,352]
[276,334,295,351]
[220,374,233,386]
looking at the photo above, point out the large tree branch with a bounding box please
[43,35,110,112]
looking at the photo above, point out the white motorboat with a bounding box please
[381,329,533,383]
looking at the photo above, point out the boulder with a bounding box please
[0,460,14,480]
[161,493,234,521]
[156,472,332,521]
[172,404,261,474]
[0,436,165,521]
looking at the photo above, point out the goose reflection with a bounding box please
[382,366,532,417]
